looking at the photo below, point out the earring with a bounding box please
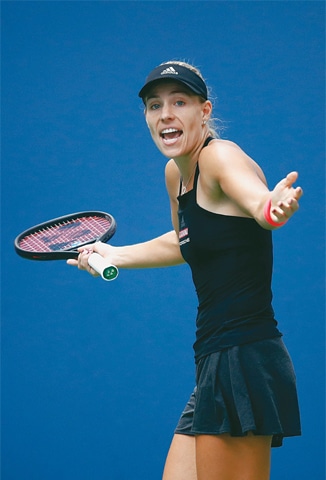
[202,119,207,125]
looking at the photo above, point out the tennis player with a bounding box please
[68,61,302,480]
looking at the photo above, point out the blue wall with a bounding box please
[2,2,325,479]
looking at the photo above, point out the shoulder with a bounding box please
[165,158,179,176]
[165,158,179,186]
[199,139,266,184]
[200,139,250,165]
[165,158,180,198]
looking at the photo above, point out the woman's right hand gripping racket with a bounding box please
[14,211,119,281]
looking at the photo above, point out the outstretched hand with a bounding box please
[270,172,303,223]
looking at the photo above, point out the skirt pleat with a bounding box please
[175,337,301,447]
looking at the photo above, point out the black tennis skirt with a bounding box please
[175,337,301,447]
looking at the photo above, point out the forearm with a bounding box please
[252,194,278,230]
[97,230,185,269]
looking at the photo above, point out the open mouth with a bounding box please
[160,128,183,145]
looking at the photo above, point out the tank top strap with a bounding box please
[179,136,215,195]
[193,136,215,187]
[202,135,215,148]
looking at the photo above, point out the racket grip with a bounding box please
[88,252,119,281]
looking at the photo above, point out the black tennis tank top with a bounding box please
[178,138,281,362]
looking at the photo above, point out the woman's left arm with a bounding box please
[201,141,303,229]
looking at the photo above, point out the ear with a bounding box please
[202,100,212,120]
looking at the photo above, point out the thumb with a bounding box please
[284,171,299,187]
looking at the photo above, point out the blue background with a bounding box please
[2,1,325,479]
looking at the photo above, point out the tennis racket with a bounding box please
[14,211,119,281]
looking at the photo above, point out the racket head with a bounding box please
[14,211,116,260]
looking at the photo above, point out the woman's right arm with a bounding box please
[67,160,184,275]
[67,230,185,274]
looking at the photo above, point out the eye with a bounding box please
[148,103,160,111]
[175,100,185,107]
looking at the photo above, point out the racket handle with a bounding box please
[88,253,119,281]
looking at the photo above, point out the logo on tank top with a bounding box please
[179,228,190,246]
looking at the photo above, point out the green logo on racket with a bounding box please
[102,265,119,281]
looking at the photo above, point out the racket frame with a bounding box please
[14,211,117,261]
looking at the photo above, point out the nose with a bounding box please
[160,103,174,122]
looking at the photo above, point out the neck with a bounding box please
[173,134,210,180]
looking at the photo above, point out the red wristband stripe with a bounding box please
[263,199,287,227]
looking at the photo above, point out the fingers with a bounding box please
[273,172,303,213]
[284,172,303,197]
[276,196,298,210]
[90,241,110,256]
[66,247,99,277]
[66,258,78,266]
[294,185,304,200]
[66,247,93,269]
[66,242,112,278]
[272,197,299,221]
[79,248,99,276]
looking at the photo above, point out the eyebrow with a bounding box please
[145,88,192,102]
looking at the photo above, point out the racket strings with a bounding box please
[19,216,112,252]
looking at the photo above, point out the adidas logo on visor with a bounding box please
[160,66,179,75]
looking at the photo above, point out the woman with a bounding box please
[68,61,302,480]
